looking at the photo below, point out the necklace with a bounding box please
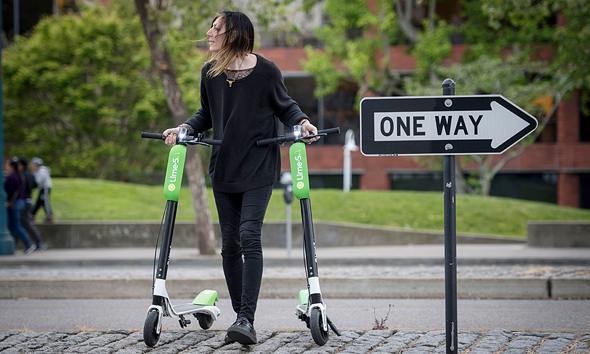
[226,57,245,88]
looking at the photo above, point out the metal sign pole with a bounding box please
[442,78,458,354]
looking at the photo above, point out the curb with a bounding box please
[1,277,588,300]
[4,257,590,267]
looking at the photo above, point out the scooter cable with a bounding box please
[152,203,168,291]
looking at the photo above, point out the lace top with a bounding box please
[225,68,254,82]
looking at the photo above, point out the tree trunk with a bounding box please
[135,0,216,255]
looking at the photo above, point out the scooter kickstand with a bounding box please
[327,316,341,336]
[178,314,191,328]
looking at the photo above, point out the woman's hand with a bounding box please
[163,128,179,146]
[300,120,319,144]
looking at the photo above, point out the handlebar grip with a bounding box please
[202,139,222,146]
[258,136,289,146]
[318,127,340,135]
[257,137,280,146]
[141,132,165,140]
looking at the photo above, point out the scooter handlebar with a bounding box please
[256,127,340,146]
[202,138,222,146]
[141,132,165,140]
[141,132,220,146]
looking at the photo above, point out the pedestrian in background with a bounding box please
[17,157,48,251]
[30,157,54,223]
[4,157,36,254]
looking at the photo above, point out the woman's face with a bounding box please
[206,17,226,53]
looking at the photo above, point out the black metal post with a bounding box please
[442,78,457,354]
[0,0,16,255]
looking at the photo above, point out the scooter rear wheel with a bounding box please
[143,310,160,347]
[310,307,329,346]
[196,313,214,329]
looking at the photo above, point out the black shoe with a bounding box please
[227,317,257,345]
[224,334,236,345]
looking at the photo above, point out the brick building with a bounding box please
[257,47,590,209]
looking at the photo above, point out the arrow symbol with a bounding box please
[373,100,537,151]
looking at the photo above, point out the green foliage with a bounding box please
[460,0,555,58]
[553,0,590,90]
[300,46,342,98]
[405,54,566,118]
[50,178,590,237]
[3,1,171,180]
[412,19,454,83]
[460,0,590,93]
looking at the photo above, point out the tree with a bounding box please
[405,55,572,195]
[301,0,586,195]
[134,0,218,255]
[301,0,452,103]
[3,1,170,180]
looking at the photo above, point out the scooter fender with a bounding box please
[308,303,328,332]
[192,289,218,306]
[195,305,221,320]
[146,305,164,335]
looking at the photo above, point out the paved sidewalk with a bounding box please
[1,245,589,352]
[1,328,589,354]
[2,244,590,267]
[1,245,589,300]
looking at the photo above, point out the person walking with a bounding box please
[162,10,319,345]
[4,157,36,254]
[30,157,54,223]
[17,157,48,251]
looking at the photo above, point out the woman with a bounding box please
[162,11,318,345]
[4,157,36,255]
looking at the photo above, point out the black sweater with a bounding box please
[185,54,308,193]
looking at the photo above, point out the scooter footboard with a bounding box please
[173,303,220,319]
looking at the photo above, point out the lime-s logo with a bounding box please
[169,153,181,183]
[297,181,305,189]
[295,149,304,182]
[168,184,176,191]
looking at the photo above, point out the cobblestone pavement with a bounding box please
[1,328,589,354]
[2,265,589,280]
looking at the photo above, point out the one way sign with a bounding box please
[360,95,538,156]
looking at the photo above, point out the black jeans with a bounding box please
[214,185,273,324]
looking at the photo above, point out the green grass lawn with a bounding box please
[43,178,590,238]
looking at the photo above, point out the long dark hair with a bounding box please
[206,11,255,78]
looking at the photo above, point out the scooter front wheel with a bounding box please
[143,310,160,347]
[310,307,329,346]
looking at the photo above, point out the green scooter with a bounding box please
[140,128,221,347]
[257,126,342,346]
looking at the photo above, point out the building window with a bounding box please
[309,173,360,190]
[489,173,557,204]
[283,76,359,145]
[390,172,444,192]
[580,174,590,209]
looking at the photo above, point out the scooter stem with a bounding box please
[157,200,177,280]
[152,200,177,307]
